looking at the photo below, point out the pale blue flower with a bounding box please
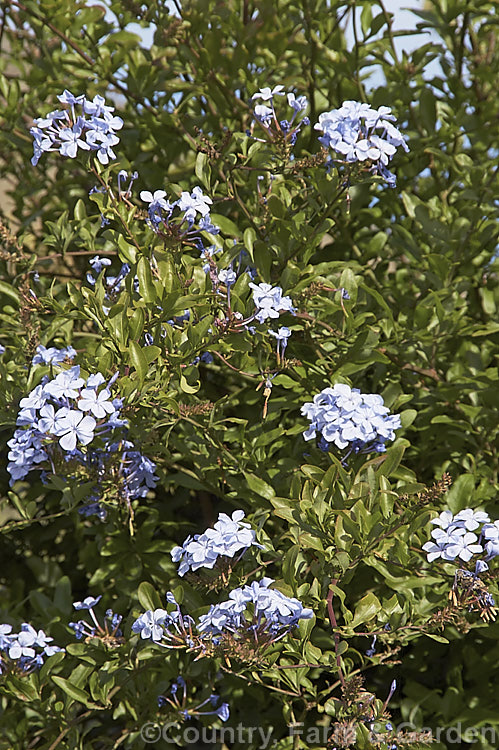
[83,94,115,118]
[89,256,112,274]
[73,596,102,610]
[132,609,168,641]
[287,93,308,111]
[250,282,295,323]
[85,129,120,164]
[269,326,291,357]
[178,186,212,222]
[475,560,489,574]
[454,509,490,531]
[219,268,237,287]
[58,119,91,158]
[37,404,69,434]
[423,528,483,563]
[484,540,499,559]
[8,631,36,660]
[217,703,230,721]
[78,387,115,419]
[57,90,85,106]
[44,366,85,399]
[140,189,169,210]
[19,384,47,412]
[252,85,285,101]
[86,373,106,388]
[32,344,75,365]
[254,104,273,124]
[31,92,121,166]
[54,410,97,451]
[444,532,483,561]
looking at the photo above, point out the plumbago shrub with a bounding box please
[0,0,499,748]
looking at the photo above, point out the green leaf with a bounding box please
[425,633,449,644]
[128,341,148,385]
[0,281,20,305]
[244,227,257,259]
[137,581,163,611]
[269,497,296,524]
[445,474,476,513]
[5,676,40,702]
[360,3,373,35]
[74,198,87,221]
[210,213,241,237]
[351,592,382,628]
[51,676,99,708]
[106,305,128,346]
[376,443,407,478]
[243,472,275,500]
[137,256,156,303]
[143,345,161,363]
[129,307,145,340]
[400,409,417,428]
[180,373,200,393]
[267,194,285,219]
[419,88,437,131]
[117,234,137,265]
[195,152,211,189]
[54,575,72,614]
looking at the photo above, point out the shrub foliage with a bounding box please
[0,1,498,748]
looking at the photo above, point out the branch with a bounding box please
[378,347,441,381]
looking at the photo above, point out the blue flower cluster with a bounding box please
[423,509,499,563]
[301,383,401,454]
[0,622,63,674]
[32,344,77,366]
[69,595,124,645]
[132,591,200,650]
[314,100,409,186]
[251,86,310,146]
[422,509,499,621]
[170,510,261,577]
[197,578,313,639]
[249,282,295,324]
[7,364,158,512]
[132,580,312,652]
[140,185,219,253]
[30,90,123,167]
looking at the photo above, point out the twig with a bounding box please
[211,350,259,378]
